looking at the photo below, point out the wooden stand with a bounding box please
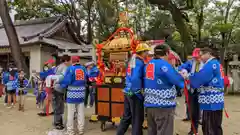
[94,76,125,131]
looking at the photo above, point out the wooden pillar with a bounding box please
[91,47,96,63]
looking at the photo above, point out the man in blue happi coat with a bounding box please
[144,44,185,135]
[178,48,203,135]
[84,61,99,108]
[189,47,224,135]
[116,43,150,135]
[37,59,56,116]
[61,56,88,135]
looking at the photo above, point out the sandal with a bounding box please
[55,124,64,130]
[37,112,47,116]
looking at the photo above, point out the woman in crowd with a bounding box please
[16,70,31,111]
[3,64,18,108]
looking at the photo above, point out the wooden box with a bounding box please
[96,84,124,119]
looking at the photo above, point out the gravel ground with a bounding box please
[0,95,239,135]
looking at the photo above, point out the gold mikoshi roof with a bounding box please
[102,37,132,52]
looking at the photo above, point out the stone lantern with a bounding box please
[228,54,240,93]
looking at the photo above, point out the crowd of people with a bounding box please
[0,64,31,111]
[117,43,225,135]
[0,43,227,135]
[0,55,99,135]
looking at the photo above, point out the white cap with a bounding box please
[85,61,95,67]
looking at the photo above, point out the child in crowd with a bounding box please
[36,80,46,109]
[31,70,45,109]
[3,65,18,108]
[17,70,31,111]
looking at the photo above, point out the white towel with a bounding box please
[45,75,59,87]
[129,54,137,69]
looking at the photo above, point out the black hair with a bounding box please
[8,63,16,68]
[211,47,220,60]
[154,44,169,57]
[200,47,213,55]
[18,69,24,73]
[61,55,71,62]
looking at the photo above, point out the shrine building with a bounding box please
[0,17,94,73]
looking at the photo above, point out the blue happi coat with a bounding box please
[178,59,195,73]
[189,58,224,110]
[88,65,99,81]
[61,64,88,104]
[178,59,204,73]
[144,58,185,108]
[3,72,18,91]
[178,59,203,93]
[124,56,145,100]
[39,67,56,80]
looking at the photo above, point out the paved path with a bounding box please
[0,96,239,135]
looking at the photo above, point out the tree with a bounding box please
[8,0,240,62]
[0,0,28,72]
[147,0,194,59]
[9,0,119,44]
[204,0,240,65]
[189,0,208,45]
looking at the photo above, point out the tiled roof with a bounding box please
[41,38,91,50]
[0,17,89,50]
[0,21,53,46]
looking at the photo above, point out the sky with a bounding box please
[0,10,16,24]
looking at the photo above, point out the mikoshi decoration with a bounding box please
[96,27,138,85]
[93,26,148,131]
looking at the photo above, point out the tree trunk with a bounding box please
[148,0,193,60]
[87,8,92,44]
[220,32,227,71]
[197,5,204,46]
[0,0,28,72]
[169,2,192,60]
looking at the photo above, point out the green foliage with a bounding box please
[8,0,240,52]
[9,0,64,20]
[212,23,233,33]
[172,31,181,41]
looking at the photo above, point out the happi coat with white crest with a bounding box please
[117,54,146,135]
[189,57,224,135]
[144,58,185,108]
[189,58,224,111]
[144,57,185,135]
[124,54,146,100]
